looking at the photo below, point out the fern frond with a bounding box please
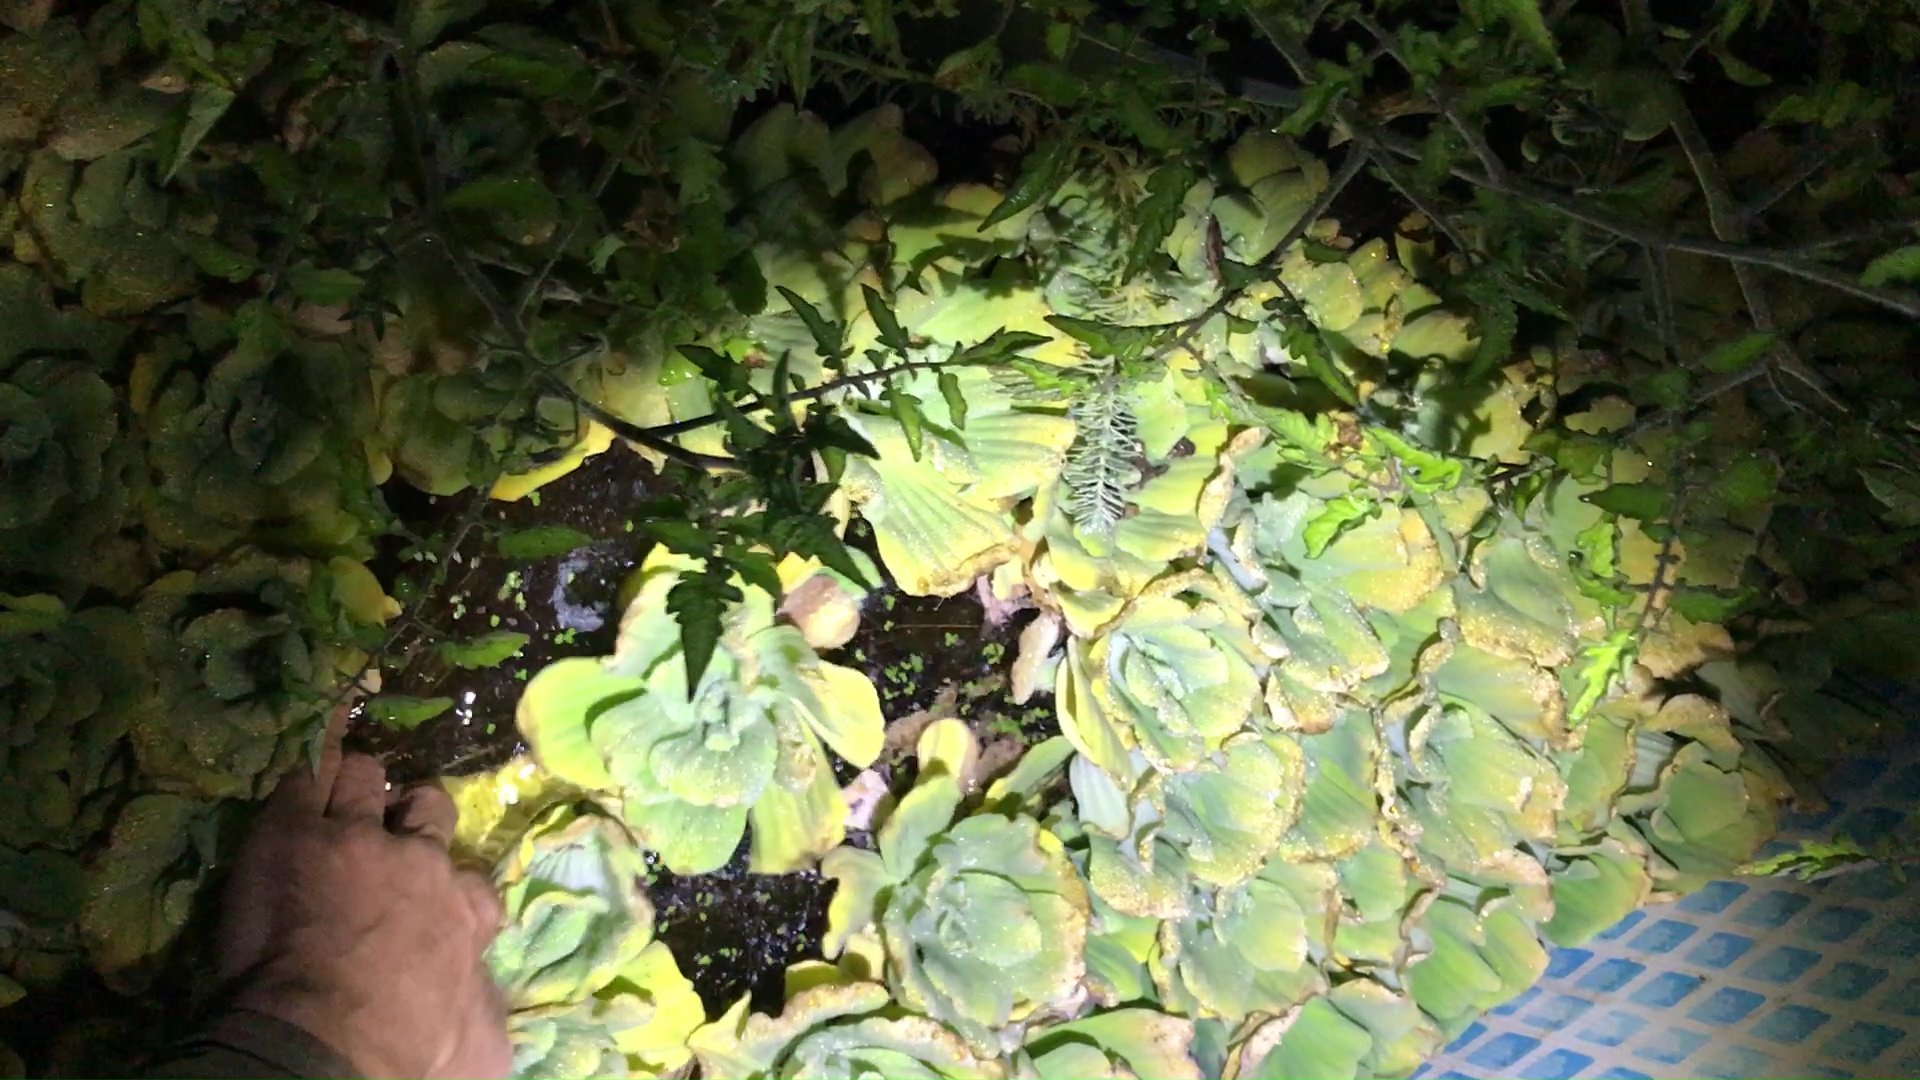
[1061,381,1143,537]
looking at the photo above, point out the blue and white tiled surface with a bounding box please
[1417,746,1920,1080]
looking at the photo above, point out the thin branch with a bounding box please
[1366,132,1920,320]
[1666,98,1847,410]
[512,108,647,318]
[1353,11,1506,182]
[549,378,739,471]
[1741,144,1836,224]
[1369,151,1478,261]
[1790,215,1920,254]
[1243,5,1920,320]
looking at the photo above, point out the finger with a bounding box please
[326,752,389,821]
[391,783,457,848]
[269,702,352,816]
[458,871,504,948]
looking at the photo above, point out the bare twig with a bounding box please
[1665,95,1847,410]
[1368,133,1920,320]
[1353,11,1506,183]
[512,109,649,319]
[1369,151,1478,260]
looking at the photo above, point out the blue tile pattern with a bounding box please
[1419,737,1920,1079]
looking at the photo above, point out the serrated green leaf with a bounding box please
[863,0,899,56]
[287,264,364,306]
[861,284,910,353]
[1861,244,1920,287]
[776,286,844,360]
[496,526,595,559]
[1701,331,1776,374]
[937,370,968,430]
[164,84,234,182]
[1044,314,1157,360]
[1278,319,1358,407]
[1640,369,1690,410]
[804,411,880,459]
[884,384,925,459]
[436,631,530,670]
[1669,587,1753,623]
[1303,493,1375,556]
[645,520,711,555]
[1569,629,1633,723]
[446,174,559,219]
[175,234,258,283]
[666,569,740,694]
[1126,162,1198,280]
[1709,43,1773,86]
[1714,456,1777,511]
[678,344,750,395]
[720,250,768,316]
[728,549,783,598]
[981,137,1072,230]
[1584,483,1666,520]
[365,695,454,730]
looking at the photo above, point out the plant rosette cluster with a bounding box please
[515,549,886,875]
[816,720,1093,1058]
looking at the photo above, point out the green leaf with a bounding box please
[1568,629,1633,724]
[164,84,234,182]
[861,284,910,353]
[884,384,925,459]
[981,137,1072,230]
[1669,587,1753,623]
[863,0,899,56]
[1044,315,1157,360]
[175,234,258,283]
[719,250,768,316]
[666,569,740,693]
[1470,0,1561,63]
[804,411,881,459]
[1713,456,1777,512]
[436,631,530,670]
[1277,317,1357,407]
[446,175,559,219]
[1006,62,1086,106]
[365,695,454,730]
[287,264,365,306]
[678,344,750,395]
[1709,43,1772,87]
[401,0,485,46]
[645,520,711,556]
[954,329,1055,365]
[1861,466,1920,526]
[1303,494,1374,557]
[496,526,595,559]
[1126,162,1198,280]
[1584,483,1666,520]
[1369,429,1463,491]
[1279,80,1343,138]
[937,370,968,430]
[1640,369,1690,410]
[1861,245,1920,287]
[727,549,783,599]
[1116,86,1178,152]
[776,286,845,360]
[1701,331,1776,374]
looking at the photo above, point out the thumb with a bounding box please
[458,871,504,950]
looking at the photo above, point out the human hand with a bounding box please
[216,706,512,1079]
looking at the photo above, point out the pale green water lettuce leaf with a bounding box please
[1017,1008,1203,1079]
[691,978,1002,1079]
[517,552,883,873]
[487,804,655,1009]
[823,720,1091,1055]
